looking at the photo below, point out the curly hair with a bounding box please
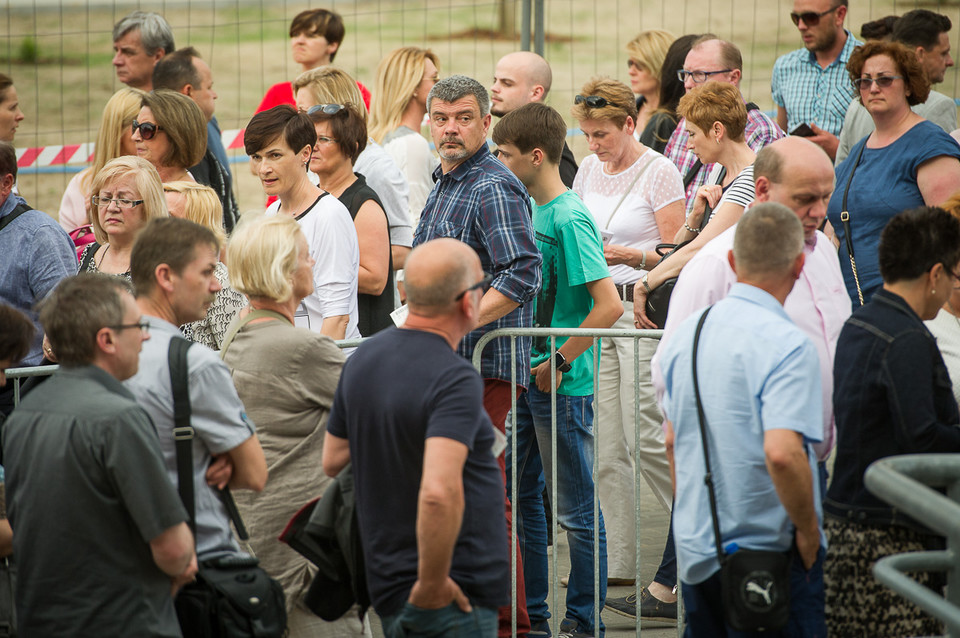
[847,40,930,106]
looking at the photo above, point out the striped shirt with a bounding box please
[665,106,784,215]
[771,30,862,136]
[414,144,542,386]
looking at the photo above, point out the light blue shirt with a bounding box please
[661,283,824,585]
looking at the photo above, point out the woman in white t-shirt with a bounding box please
[244,105,360,343]
[571,77,684,590]
[633,81,757,329]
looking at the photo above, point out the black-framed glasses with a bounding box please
[677,69,733,83]
[92,196,144,209]
[575,95,608,108]
[131,120,162,140]
[853,75,903,90]
[307,103,347,116]
[107,320,150,335]
[790,6,840,27]
[454,273,494,301]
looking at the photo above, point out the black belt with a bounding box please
[615,283,634,303]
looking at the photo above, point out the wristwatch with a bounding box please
[554,351,573,373]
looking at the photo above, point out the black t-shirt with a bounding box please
[327,327,509,616]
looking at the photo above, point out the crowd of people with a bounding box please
[2,2,960,637]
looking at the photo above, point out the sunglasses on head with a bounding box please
[575,94,610,109]
[853,75,903,90]
[307,103,347,116]
[790,6,839,27]
[131,120,162,140]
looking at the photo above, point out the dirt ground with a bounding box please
[6,0,956,216]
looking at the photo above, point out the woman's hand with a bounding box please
[42,334,57,363]
[603,244,640,267]
[689,184,723,227]
[632,282,658,329]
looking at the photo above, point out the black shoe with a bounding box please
[529,619,552,637]
[557,618,594,638]
[604,587,678,622]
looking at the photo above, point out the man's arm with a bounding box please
[149,521,197,589]
[406,436,472,612]
[477,288,520,328]
[322,431,351,478]
[533,277,622,392]
[320,314,349,340]
[225,436,267,492]
[776,106,788,132]
[764,429,819,569]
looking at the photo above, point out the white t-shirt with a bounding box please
[266,195,361,343]
[382,126,439,229]
[354,140,413,247]
[574,150,685,284]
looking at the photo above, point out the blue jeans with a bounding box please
[681,546,826,638]
[507,386,606,635]
[382,602,498,638]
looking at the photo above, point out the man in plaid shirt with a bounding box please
[413,74,541,638]
[664,36,785,215]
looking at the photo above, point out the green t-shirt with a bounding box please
[531,190,611,396]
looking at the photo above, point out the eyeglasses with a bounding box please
[454,273,494,301]
[627,59,642,71]
[131,120,162,140]
[853,75,903,90]
[945,264,960,288]
[677,69,733,83]
[315,136,339,145]
[575,95,609,108]
[307,103,347,116]
[92,196,144,209]
[107,320,150,335]
[790,6,840,27]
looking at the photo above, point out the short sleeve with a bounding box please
[759,338,823,442]
[718,166,756,208]
[645,156,685,212]
[424,364,487,451]
[557,213,610,287]
[188,353,256,455]
[770,56,785,108]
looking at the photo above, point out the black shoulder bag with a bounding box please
[691,308,791,632]
[838,142,867,306]
[167,337,287,638]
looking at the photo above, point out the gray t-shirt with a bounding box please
[126,316,256,559]
[4,365,187,637]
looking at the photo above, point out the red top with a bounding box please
[255,79,372,114]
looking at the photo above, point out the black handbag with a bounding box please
[691,308,791,632]
[167,337,287,638]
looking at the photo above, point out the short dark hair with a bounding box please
[289,9,345,62]
[141,89,207,168]
[244,105,317,156]
[38,274,131,367]
[860,16,899,41]
[879,207,960,283]
[893,10,952,50]
[307,103,367,165]
[113,11,175,56]
[492,102,566,164]
[151,46,201,91]
[131,217,220,297]
[0,304,34,366]
[0,141,16,180]
[848,40,930,106]
[0,74,13,103]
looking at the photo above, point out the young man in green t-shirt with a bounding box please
[493,103,622,638]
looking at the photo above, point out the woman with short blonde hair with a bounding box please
[59,87,145,232]
[163,180,226,247]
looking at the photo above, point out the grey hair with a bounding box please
[427,74,490,117]
[733,203,804,277]
[113,11,175,56]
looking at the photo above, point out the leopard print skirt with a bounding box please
[823,517,944,638]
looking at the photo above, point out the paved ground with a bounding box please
[366,475,681,637]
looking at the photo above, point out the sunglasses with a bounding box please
[307,103,347,116]
[790,6,839,27]
[131,120,162,140]
[853,75,903,90]
[575,95,609,108]
[454,273,494,301]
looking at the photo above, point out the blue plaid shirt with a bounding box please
[414,144,542,387]
[772,30,862,136]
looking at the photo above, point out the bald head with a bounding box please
[754,137,835,241]
[491,51,553,117]
[682,38,743,91]
[405,239,483,315]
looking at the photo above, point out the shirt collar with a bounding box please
[59,364,138,401]
[727,282,791,322]
[432,142,493,183]
[144,314,182,334]
[805,29,856,67]
[873,288,925,325]
[0,193,25,219]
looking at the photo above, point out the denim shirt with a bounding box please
[826,289,960,529]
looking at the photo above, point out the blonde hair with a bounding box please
[369,47,439,143]
[625,30,674,83]
[163,181,225,246]
[81,87,146,193]
[292,66,366,121]
[90,156,168,244]
[227,214,303,303]
[570,76,638,129]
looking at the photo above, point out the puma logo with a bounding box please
[746,580,773,605]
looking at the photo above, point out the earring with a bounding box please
[932,289,937,295]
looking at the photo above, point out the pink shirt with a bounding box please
[652,224,851,460]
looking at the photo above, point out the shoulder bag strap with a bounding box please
[168,336,197,536]
[219,308,289,359]
[78,241,101,272]
[605,153,656,229]
[0,201,32,234]
[691,305,726,563]
[840,141,868,306]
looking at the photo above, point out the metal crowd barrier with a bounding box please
[865,454,960,637]
[472,327,673,638]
